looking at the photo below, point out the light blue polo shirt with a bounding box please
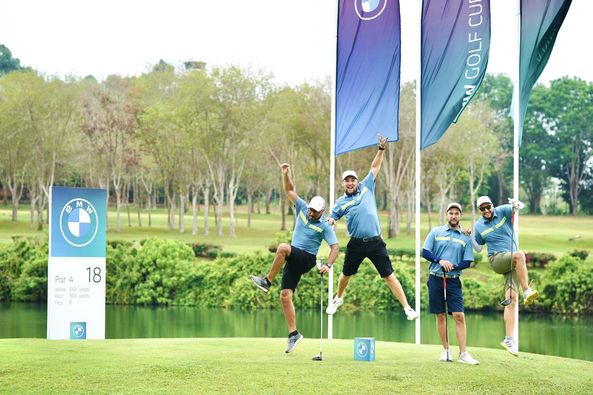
[473,204,515,256]
[331,171,381,238]
[291,197,338,256]
[423,225,474,277]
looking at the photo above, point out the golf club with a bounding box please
[312,260,323,361]
[443,270,451,362]
[500,207,516,306]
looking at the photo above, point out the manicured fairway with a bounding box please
[0,338,591,394]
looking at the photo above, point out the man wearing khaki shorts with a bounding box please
[472,196,539,356]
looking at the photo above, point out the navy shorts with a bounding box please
[343,237,394,278]
[427,274,464,314]
[281,246,317,291]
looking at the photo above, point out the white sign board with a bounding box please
[47,187,107,340]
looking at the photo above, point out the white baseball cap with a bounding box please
[307,196,326,212]
[476,196,493,208]
[341,170,358,180]
[446,202,463,213]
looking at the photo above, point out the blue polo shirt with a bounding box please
[473,204,515,256]
[331,171,381,238]
[423,225,474,277]
[291,197,338,256]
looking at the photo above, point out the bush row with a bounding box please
[0,237,591,315]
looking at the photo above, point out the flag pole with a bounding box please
[512,0,521,348]
[414,0,422,346]
[327,0,339,341]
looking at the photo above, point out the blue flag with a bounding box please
[421,0,491,150]
[335,0,400,155]
[518,0,572,142]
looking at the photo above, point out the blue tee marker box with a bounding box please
[354,337,375,361]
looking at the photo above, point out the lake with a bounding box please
[1,303,591,361]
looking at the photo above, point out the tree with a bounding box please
[0,45,29,76]
[539,77,593,215]
[520,85,554,214]
[81,75,141,232]
[475,74,513,205]
[0,72,32,221]
[382,82,414,238]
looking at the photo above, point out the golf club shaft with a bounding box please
[320,271,323,354]
[443,272,449,359]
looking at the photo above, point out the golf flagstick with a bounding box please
[501,207,516,306]
[313,260,323,361]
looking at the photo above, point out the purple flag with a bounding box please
[335,0,400,155]
[421,0,491,149]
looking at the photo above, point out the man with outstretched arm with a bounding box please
[249,163,339,354]
[422,202,479,365]
[326,134,418,321]
[472,195,539,356]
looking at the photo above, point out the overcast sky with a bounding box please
[1,0,590,85]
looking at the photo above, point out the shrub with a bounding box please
[190,242,221,259]
[568,249,589,261]
[539,256,593,315]
[268,231,292,253]
[525,252,557,268]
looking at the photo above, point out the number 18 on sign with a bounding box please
[47,186,107,340]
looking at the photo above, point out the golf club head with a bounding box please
[500,298,512,306]
[312,354,323,361]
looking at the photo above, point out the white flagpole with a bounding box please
[414,0,422,346]
[513,0,521,348]
[328,0,339,341]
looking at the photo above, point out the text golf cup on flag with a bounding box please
[421,0,491,149]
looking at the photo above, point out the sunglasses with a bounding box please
[479,204,492,212]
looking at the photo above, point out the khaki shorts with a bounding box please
[489,252,519,292]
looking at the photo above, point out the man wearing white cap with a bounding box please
[422,202,479,365]
[472,195,539,356]
[326,134,418,321]
[249,163,339,354]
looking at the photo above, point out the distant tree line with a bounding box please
[1,45,592,239]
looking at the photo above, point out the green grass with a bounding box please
[1,204,592,257]
[0,338,591,394]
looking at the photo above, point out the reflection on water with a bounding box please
[1,302,591,361]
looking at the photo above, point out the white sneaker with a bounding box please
[500,338,519,356]
[326,296,343,315]
[404,306,419,321]
[439,349,452,362]
[458,352,479,365]
[523,288,539,305]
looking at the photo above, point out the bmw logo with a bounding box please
[72,324,85,338]
[355,0,387,21]
[357,342,368,357]
[59,198,99,247]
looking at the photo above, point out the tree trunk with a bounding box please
[203,185,210,236]
[229,186,236,238]
[247,193,253,228]
[266,187,273,215]
[179,192,186,233]
[134,179,142,227]
[280,196,286,231]
[114,187,122,233]
[124,182,131,228]
[192,189,199,236]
